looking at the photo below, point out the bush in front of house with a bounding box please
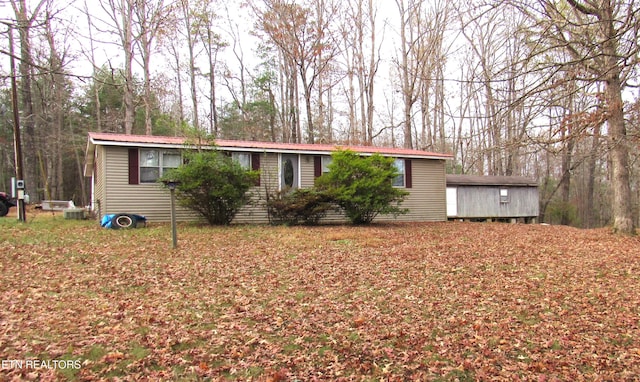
[266,188,335,225]
[315,149,409,224]
[161,150,259,225]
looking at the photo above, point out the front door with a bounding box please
[281,154,299,191]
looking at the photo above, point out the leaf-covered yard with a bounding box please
[1,216,639,381]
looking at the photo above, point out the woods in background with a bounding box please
[0,0,638,232]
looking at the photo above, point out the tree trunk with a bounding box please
[585,122,601,228]
[559,126,574,226]
[169,41,185,134]
[606,74,635,234]
[122,0,135,134]
[85,1,102,132]
[142,39,153,135]
[206,28,218,136]
[46,15,66,200]
[395,0,415,149]
[180,0,199,131]
[365,1,376,147]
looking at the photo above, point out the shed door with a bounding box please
[446,187,457,217]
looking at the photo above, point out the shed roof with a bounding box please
[85,132,453,176]
[446,174,538,187]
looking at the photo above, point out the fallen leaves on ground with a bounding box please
[0,217,639,381]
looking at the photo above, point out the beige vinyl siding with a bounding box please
[103,146,199,222]
[236,153,320,223]
[97,146,447,223]
[375,159,447,222]
[233,152,277,224]
[94,146,106,218]
[300,154,316,188]
[300,155,447,223]
[102,148,278,224]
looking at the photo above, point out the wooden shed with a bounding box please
[446,175,539,223]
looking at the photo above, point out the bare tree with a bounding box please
[40,2,70,200]
[83,0,103,132]
[255,0,340,144]
[133,0,170,135]
[95,0,136,134]
[162,30,185,131]
[340,0,381,145]
[392,0,453,151]
[455,1,553,181]
[178,0,227,136]
[155,3,187,133]
[393,0,420,149]
[221,3,250,137]
[416,0,450,153]
[171,0,201,131]
[200,7,225,136]
[523,0,639,234]
[458,5,510,175]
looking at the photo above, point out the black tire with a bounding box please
[111,213,135,229]
[0,202,8,217]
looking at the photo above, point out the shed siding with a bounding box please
[454,186,539,218]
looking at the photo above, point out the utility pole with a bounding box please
[4,21,26,222]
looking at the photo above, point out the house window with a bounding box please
[500,188,510,203]
[139,149,181,183]
[313,155,332,177]
[393,159,405,187]
[321,156,332,174]
[232,152,251,169]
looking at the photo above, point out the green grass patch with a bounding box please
[130,343,151,360]
[85,345,108,361]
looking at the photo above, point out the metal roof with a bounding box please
[446,174,538,187]
[86,132,453,160]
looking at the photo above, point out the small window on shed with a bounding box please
[500,188,509,203]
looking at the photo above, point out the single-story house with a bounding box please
[446,174,539,223]
[84,132,453,223]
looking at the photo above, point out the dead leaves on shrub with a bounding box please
[1,220,639,380]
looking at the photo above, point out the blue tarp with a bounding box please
[101,213,147,229]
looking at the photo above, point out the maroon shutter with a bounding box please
[405,159,412,188]
[128,148,139,185]
[314,156,322,177]
[251,153,261,186]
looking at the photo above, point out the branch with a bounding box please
[565,0,600,17]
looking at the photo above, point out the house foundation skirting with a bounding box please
[449,217,538,224]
